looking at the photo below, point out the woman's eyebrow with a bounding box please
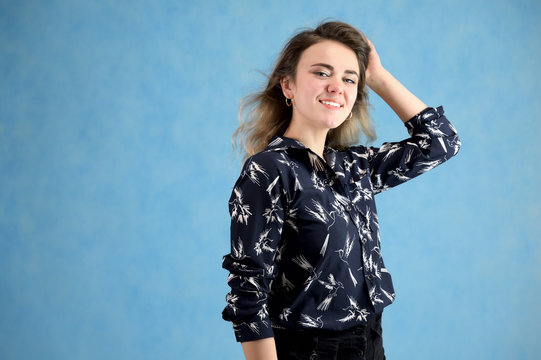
[310,63,359,77]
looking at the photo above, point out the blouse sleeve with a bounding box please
[222,153,286,342]
[367,106,461,193]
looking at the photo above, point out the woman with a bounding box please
[222,21,460,360]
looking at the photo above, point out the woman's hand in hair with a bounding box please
[363,39,427,122]
[365,39,386,90]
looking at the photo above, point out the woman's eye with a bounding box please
[345,78,356,84]
[315,71,329,77]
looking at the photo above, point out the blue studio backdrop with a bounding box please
[1,1,540,359]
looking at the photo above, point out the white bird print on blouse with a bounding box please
[372,174,391,193]
[299,314,324,328]
[357,206,373,243]
[361,249,381,280]
[415,132,431,149]
[238,275,262,292]
[418,159,443,174]
[279,307,292,321]
[306,192,350,230]
[350,150,369,159]
[305,199,336,230]
[277,153,303,191]
[336,232,354,265]
[350,181,373,203]
[284,207,299,234]
[263,263,274,277]
[254,228,274,255]
[343,158,357,173]
[388,168,411,182]
[292,254,322,292]
[231,236,246,260]
[247,322,262,335]
[337,296,370,323]
[335,233,358,287]
[426,119,447,137]
[333,192,352,210]
[422,110,435,119]
[262,194,284,224]
[320,233,329,256]
[404,146,416,164]
[334,170,345,178]
[329,197,350,225]
[229,188,252,225]
[257,303,269,320]
[382,143,402,161]
[317,273,344,311]
[447,137,460,155]
[369,285,384,304]
[311,171,326,192]
[265,175,280,195]
[242,161,269,186]
[225,293,239,315]
[381,287,395,302]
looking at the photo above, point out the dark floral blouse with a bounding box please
[222,106,461,342]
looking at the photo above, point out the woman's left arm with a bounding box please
[352,39,460,193]
[365,40,427,123]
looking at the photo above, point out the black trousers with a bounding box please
[273,313,385,360]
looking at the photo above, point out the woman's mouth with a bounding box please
[319,100,343,109]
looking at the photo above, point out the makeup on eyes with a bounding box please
[310,64,358,84]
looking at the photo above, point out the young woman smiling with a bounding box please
[222,21,460,360]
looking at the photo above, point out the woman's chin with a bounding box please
[323,118,346,129]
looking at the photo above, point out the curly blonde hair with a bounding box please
[233,21,375,160]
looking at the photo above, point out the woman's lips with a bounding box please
[319,100,343,110]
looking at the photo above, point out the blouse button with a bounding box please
[345,205,352,211]
[366,274,375,280]
[310,353,319,360]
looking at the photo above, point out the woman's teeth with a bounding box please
[320,100,341,108]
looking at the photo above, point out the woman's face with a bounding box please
[282,40,360,132]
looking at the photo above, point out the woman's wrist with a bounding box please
[366,67,391,93]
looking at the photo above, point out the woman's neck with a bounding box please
[283,125,328,159]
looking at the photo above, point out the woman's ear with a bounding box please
[280,75,295,100]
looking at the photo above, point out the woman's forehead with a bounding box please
[298,40,359,73]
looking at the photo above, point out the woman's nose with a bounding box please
[327,80,343,94]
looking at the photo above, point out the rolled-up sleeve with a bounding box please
[367,106,461,193]
[222,153,286,342]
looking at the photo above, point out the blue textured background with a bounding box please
[1,1,540,359]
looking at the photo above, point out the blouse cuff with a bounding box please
[404,106,444,135]
[232,320,275,342]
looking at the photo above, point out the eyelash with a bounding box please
[314,71,356,85]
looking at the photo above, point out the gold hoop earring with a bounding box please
[285,97,292,107]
